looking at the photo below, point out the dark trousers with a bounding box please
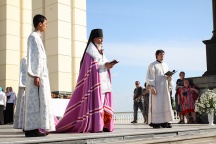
[0,105,4,125]
[133,101,144,121]
[4,103,14,124]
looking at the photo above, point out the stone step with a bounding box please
[107,133,216,144]
[1,123,216,144]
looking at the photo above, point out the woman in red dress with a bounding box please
[178,79,199,123]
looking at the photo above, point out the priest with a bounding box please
[146,49,174,128]
[56,29,115,133]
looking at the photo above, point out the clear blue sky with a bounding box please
[86,0,212,112]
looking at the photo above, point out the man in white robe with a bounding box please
[24,14,55,137]
[14,56,27,129]
[146,49,174,128]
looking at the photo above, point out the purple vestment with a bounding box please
[55,53,114,133]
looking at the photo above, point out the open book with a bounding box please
[109,59,119,65]
[164,70,177,76]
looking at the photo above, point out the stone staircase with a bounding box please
[1,123,216,144]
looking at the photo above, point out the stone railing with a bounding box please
[114,110,179,122]
[114,112,143,122]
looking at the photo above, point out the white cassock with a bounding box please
[14,56,27,129]
[86,42,112,105]
[24,31,55,131]
[146,61,174,124]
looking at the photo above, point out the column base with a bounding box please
[51,91,72,99]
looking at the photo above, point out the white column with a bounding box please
[71,0,87,90]
[32,0,45,44]
[44,0,72,92]
[20,0,32,59]
[0,0,21,92]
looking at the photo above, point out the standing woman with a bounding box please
[4,87,10,124]
[178,79,199,124]
[7,87,16,124]
[0,87,6,125]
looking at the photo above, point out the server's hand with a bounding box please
[34,77,40,87]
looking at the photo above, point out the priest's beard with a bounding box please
[95,43,103,50]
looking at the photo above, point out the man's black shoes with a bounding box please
[161,123,172,128]
[25,129,47,137]
[153,125,161,129]
[131,120,137,124]
[150,123,172,128]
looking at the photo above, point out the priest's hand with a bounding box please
[151,88,157,95]
[34,77,40,87]
[105,62,114,69]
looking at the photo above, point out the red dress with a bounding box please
[178,86,196,115]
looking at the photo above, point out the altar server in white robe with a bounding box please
[14,56,27,129]
[146,49,174,128]
[24,14,55,137]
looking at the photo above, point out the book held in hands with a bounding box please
[164,70,176,76]
[109,59,119,65]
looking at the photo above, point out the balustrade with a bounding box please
[114,110,179,122]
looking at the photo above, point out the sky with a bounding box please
[86,0,213,112]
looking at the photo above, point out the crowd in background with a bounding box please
[0,71,200,126]
[131,71,199,125]
[0,87,16,125]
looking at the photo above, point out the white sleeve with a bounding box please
[146,63,156,87]
[27,35,42,78]
[19,57,27,87]
[95,54,108,69]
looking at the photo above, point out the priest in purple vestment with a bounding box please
[56,29,115,133]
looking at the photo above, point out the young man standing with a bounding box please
[146,50,174,128]
[24,14,55,137]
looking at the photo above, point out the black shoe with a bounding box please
[36,129,49,136]
[166,123,172,128]
[161,123,172,128]
[153,125,160,129]
[166,125,172,128]
[131,121,137,124]
[149,123,161,128]
[103,128,110,132]
[25,129,47,137]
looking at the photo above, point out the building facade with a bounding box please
[0,0,86,94]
